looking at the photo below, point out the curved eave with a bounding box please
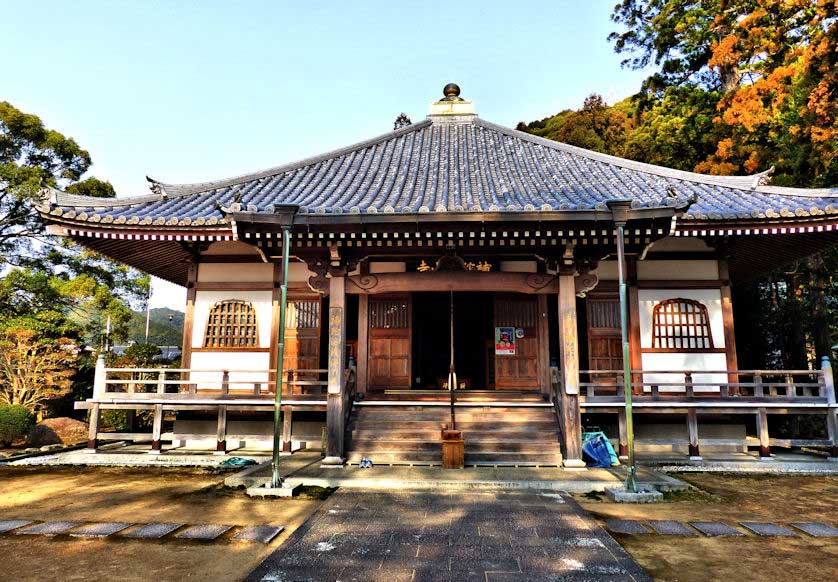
[227,204,685,228]
[674,215,838,237]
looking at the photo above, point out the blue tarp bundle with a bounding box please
[582,431,619,467]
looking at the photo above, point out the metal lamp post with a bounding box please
[269,206,298,489]
[608,200,638,493]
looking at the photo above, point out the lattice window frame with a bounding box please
[203,300,259,348]
[650,298,714,352]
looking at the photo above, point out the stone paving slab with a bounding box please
[646,520,697,536]
[739,522,797,537]
[70,522,133,538]
[246,489,651,582]
[0,519,34,533]
[234,525,285,543]
[175,524,233,540]
[790,522,838,537]
[14,521,83,536]
[604,519,651,535]
[120,522,184,539]
[688,522,744,536]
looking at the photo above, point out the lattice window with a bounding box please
[370,298,409,329]
[651,298,713,350]
[287,300,320,329]
[203,300,259,348]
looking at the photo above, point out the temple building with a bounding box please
[39,84,838,467]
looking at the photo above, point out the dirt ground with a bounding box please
[0,466,322,582]
[577,473,838,582]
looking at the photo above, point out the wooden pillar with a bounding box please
[627,258,642,394]
[718,260,739,395]
[617,409,628,458]
[180,264,198,370]
[822,357,838,459]
[356,294,369,393]
[323,275,346,467]
[756,408,771,459]
[687,409,701,459]
[558,271,584,468]
[87,403,100,451]
[537,294,551,397]
[282,405,293,453]
[150,404,163,454]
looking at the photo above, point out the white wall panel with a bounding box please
[198,263,273,283]
[192,290,273,348]
[638,289,724,349]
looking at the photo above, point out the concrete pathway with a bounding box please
[247,489,650,582]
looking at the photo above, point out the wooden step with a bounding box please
[347,439,560,454]
[347,425,559,440]
[343,401,564,466]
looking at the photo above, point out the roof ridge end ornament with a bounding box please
[146,176,167,199]
[752,166,775,189]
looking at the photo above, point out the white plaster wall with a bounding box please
[638,289,724,349]
[641,352,728,392]
[198,263,274,283]
[639,288,727,391]
[500,261,537,273]
[638,260,719,280]
[192,290,273,348]
[189,351,272,391]
[370,261,406,273]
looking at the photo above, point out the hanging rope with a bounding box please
[448,289,457,429]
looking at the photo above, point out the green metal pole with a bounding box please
[616,222,638,493]
[271,226,291,488]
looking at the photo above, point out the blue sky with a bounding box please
[2,1,648,309]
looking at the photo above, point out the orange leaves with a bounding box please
[0,327,79,412]
[709,35,740,69]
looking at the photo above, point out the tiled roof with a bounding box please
[41,115,838,228]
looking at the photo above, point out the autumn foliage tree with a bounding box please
[519,2,838,367]
[0,327,79,413]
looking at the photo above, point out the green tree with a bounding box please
[0,102,150,416]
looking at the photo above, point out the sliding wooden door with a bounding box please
[283,295,322,391]
[493,295,540,390]
[586,294,623,380]
[367,294,411,390]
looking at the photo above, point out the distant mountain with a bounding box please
[127,307,184,346]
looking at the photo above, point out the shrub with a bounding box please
[0,404,35,446]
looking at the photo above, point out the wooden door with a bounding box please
[586,294,623,383]
[493,295,540,390]
[367,295,411,390]
[283,295,322,393]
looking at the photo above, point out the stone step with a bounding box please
[345,451,441,464]
[464,452,563,465]
[368,392,548,402]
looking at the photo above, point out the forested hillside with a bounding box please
[519,1,838,369]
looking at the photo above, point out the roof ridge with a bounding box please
[152,119,434,197]
[473,118,824,194]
